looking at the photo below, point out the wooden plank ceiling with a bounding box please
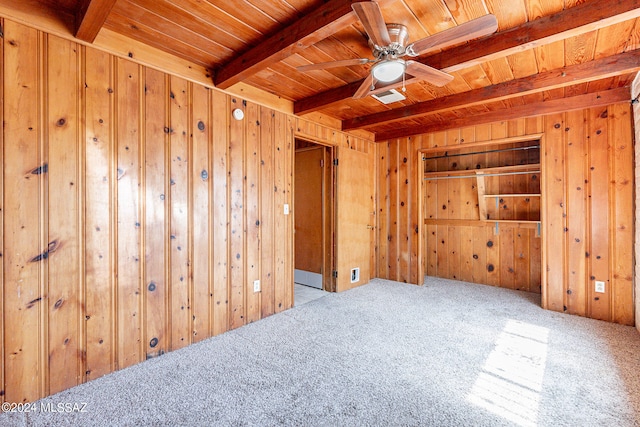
[18,0,640,140]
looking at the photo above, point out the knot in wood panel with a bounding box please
[30,163,48,175]
[30,239,60,262]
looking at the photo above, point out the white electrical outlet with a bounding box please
[350,268,360,283]
[283,204,290,215]
[254,280,261,293]
[595,281,605,293]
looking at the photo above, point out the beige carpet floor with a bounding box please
[2,277,639,426]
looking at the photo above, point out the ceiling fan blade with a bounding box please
[353,73,377,99]
[352,2,391,47]
[405,14,498,57]
[297,58,371,72]
[405,61,453,87]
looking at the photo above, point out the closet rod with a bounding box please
[424,170,540,180]
[422,145,539,161]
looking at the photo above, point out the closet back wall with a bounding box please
[1,19,294,403]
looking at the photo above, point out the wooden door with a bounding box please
[335,147,374,292]
[294,147,324,288]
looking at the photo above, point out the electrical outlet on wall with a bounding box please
[254,280,261,293]
[350,268,359,283]
[595,281,605,293]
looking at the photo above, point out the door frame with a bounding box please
[293,138,336,292]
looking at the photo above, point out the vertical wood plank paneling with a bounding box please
[526,119,543,294]
[409,136,420,285]
[459,226,474,282]
[471,127,490,285]
[425,173,438,279]
[115,58,142,369]
[497,123,517,290]
[398,138,410,283]
[388,140,399,281]
[368,143,376,284]
[83,46,114,380]
[511,125,530,292]
[190,83,212,342]
[586,108,612,320]
[46,34,81,395]
[377,142,389,279]
[273,111,288,313]
[284,116,294,310]
[458,128,476,283]
[0,17,5,404]
[588,106,612,320]
[245,102,261,323]
[446,131,461,281]
[260,108,275,316]
[211,90,229,336]
[609,103,634,325]
[2,20,42,403]
[433,131,448,278]
[169,76,190,349]
[485,229,500,286]
[472,227,488,284]
[447,226,461,280]
[565,110,587,316]
[528,229,542,292]
[634,79,640,332]
[513,229,530,292]
[143,68,167,357]
[229,98,246,326]
[543,113,566,312]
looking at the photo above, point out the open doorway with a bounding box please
[294,139,335,302]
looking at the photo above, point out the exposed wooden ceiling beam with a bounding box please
[426,0,640,73]
[343,49,640,130]
[374,87,630,141]
[74,0,117,42]
[294,0,640,114]
[214,0,382,90]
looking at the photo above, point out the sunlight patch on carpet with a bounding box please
[467,320,549,427]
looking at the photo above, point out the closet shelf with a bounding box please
[482,194,541,198]
[423,163,540,180]
[424,219,540,228]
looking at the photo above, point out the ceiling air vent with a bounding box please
[371,89,406,105]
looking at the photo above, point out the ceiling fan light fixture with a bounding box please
[372,59,406,82]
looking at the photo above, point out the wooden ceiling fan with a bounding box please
[297,2,498,99]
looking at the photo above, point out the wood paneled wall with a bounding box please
[633,72,640,332]
[376,107,635,326]
[0,19,299,403]
[542,106,633,325]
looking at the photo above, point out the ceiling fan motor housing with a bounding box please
[369,24,409,59]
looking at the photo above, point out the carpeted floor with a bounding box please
[2,277,639,426]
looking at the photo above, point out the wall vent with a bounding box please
[371,89,406,105]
